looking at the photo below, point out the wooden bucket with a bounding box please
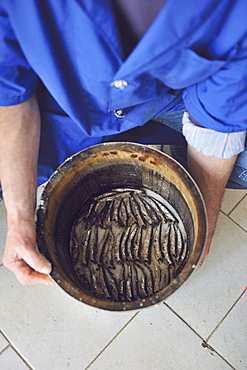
[36,142,207,311]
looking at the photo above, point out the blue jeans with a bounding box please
[0,110,246,201]
[111,110,247,189]
[156,110,247,189]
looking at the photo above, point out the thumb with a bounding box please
[21,246,52,274]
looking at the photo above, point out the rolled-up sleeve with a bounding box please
[182,111,246,159]
[0,6,39,106]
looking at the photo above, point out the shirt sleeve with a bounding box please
[182,38,247,134]
[0,6,39,106]
[182,111,246,159]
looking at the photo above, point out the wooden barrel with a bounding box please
[36,142,207,311]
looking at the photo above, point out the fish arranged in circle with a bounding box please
[70,188,189,302]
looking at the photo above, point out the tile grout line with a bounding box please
[226,193,247,217]
[9,346,33,370]
[0,344,10,357]
[0,330,10,355]
[85,311,140,369]
[227,216,247,234]
[163,302,205,341]
[0,330,33,370]
[163,302,236,369]
[205,289,246,344]
[220,209,247,234]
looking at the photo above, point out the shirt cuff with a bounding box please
[182,111,246,159]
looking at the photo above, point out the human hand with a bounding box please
[0,96,53,285]
[2,220,54,285]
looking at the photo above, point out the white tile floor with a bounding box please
[0,186,246,370]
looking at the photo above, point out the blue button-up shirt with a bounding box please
[0,0,247,183]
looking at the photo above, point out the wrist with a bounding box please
[6,197,36,229]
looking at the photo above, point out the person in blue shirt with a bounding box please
[0,0,246,285]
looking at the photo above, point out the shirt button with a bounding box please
[111,79,128,89]
[114,109,125,118]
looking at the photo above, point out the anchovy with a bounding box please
[125,263,132,301]
[133,194,148,228]
[72,220,87,246]
[71,243,80,265]
[125,223,138,261]
[135,263,147,299]
[119,226,131,261]
[132,225,142,261]
[179,230,188,263]
[140,196,163,224]
[97,201,112,228]
[168,223,177,264]
[93,191,118,202]
[90,200,107,225]
[101,201,113,229]
[115,188,143,194]
[152,264,161,293]
[74,260,85,275]
[109,235,118,270]
[96,228,110,265]
[77,227,91,265]
[160,223,172,265]
[142,195,163,216]
[84,200,97,223]
[159,265,168,289]
[130,263,138,300]
[89,224,98,263]
[129,195,146,228]
[88,266,97,292]
[89,266,104,297]
[70,231,79,263]
[171,262,178,280]
[103,268,120,301]
[134,195,153,226]
[136,262,153,297]
[80,266,93,289]
[119,263,125,301]
[100,228,111,265]
[84,200,101,224]
[97,267,111,299]
[103,228,115,268]
[174,224,183,261]
[124,196,137,227]
[112,191,133,200]
[114,229,123,263]
[118,198,128,227]
[141,226,152,263]
[152,224,163,262]
[151,198,177,222]
[141,263,154,296]
[111,198,121,224]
